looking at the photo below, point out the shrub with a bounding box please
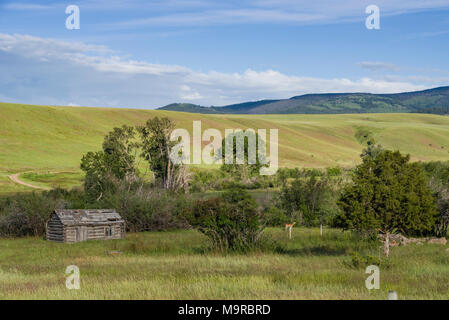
[0,182,192,237]
[0,190,69,237]
[263,206,289,226]
[0,212,33,238]
[275,170,339,227]
[185,188,269,252]
[99,185,191,232]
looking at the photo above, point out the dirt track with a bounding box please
[8,173,50,190]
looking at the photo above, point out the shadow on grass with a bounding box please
[276,245,348,256]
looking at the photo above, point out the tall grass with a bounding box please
[0,227,447,299]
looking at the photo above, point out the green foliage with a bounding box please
[0,188,79,237]
[0,182,191,237]
[80,125,138,199]
[360,141,384,160]
[220,130,267,180]
[326,167,342,177]
[137,117,189,191]
[98,184,191,232]
[275,170,338,226]
[421,161,449,190]
[354,127,374,145]
[137,117,175,184]
[420,161,449,237]
[350,251,383,268]
[186,188,269,252]
[263,206,289,226]
[335,150,438,236]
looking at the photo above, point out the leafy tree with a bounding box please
[80,125,138,200]
[334,150,438,256]
[137,117,189,191]
[220,130,268,180]
[420,161,449,237]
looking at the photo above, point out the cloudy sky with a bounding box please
[1,0,449,108]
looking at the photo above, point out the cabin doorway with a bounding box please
[76,226,88,242]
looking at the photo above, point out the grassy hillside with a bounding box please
[2,102,449,192]
[159,86,449,114]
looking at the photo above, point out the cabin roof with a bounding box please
[53,209,124,226]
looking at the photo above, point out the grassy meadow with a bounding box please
[2,102,449,193]
[1,102,449,300]
[1,227,448,299]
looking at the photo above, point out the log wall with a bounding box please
[46,211,125,243]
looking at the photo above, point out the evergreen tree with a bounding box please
[334,150,438,256]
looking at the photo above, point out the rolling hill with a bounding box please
[159,86,449,114]
[2,102,449,193]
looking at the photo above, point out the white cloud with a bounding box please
[0,33,437,108]
[180,92,203,100]
[179,85,203,100]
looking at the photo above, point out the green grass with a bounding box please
[0,172,30,194]
[0,227,448,299]
[19,172,84,190]
[2,102,449,193]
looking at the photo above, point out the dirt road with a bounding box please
[8,173,50,190]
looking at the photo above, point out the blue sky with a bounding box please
[1,0,449,108]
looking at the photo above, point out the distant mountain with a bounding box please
[159,103,220,114]
[158,86,449,115]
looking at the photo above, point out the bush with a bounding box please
[419,161,449,237]
[0,190,69,237]
[263,206,289,226]
[189,167,278,192]
[98,184,191,232]
[274,170,339,227]
[185,188,269,252]
[0,212,33,238]
[0,182,192,237]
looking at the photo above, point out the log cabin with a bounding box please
[46,209,125,243]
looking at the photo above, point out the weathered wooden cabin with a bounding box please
[46,209,125,243]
